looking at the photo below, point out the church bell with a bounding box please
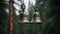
[22,12,29,23]
[31,11,42,23]
[20,2,29,23]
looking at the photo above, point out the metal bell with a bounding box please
[31,12,42,23]
[22,12,29,23]
[20,2,29,23]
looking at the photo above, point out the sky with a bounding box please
[5,0,36,15]
[5,0,44,15]
[14,0,36,15]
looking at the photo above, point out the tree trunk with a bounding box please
[10,0,13,34]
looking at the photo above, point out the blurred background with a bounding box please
[0,0,60,34]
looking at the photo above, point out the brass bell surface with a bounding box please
[20,2,29,23]
[31,12,42,23]
[22,12,29,23]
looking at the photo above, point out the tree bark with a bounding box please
[10,0,13,34]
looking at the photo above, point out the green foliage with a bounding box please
[28,4,35,21]
[0,0,9,34]
[40,0,60,34]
